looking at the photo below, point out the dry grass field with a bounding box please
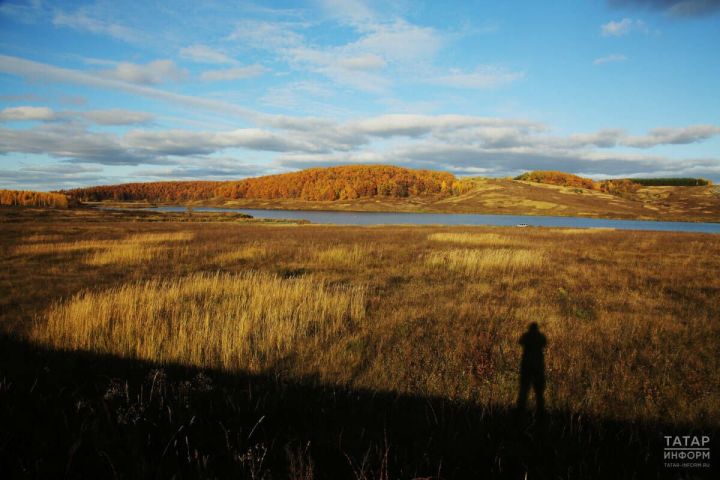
[1,207,718,478]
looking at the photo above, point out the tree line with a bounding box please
[515,170,712,195]
[0,190,70,208]
[65,166,473,202]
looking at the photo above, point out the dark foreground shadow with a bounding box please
[0,335,716,479]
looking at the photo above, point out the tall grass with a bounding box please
[14,240,115,255]
[86,245,163,266]
[426,248,546,275]
[6,219,719,426]
[14,231,194,266]
[427,232,520,246]
[315,244,370,266]
[214,242,269,264]
[32,271,366,372]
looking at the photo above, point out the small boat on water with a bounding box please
[516,223,530,227]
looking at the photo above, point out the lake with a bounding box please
[134,206,720,233]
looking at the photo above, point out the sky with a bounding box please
[0,0,719,191]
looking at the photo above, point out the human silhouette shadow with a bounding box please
[517,322,547,415]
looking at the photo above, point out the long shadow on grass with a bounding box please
[0,335,715,479]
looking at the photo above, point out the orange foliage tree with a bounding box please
[514,171,597,190]
[66,165,466,202]
[0,190,69,208]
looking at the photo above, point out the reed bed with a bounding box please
[315,244,371,266]
[214,243,269,265]
[426,248,546,275]
[86,244,164,266]
[32,271,366,372]
[14,231,194,258]
[14,240,116,255]
[552,228,615,234]
[427,232,520,246]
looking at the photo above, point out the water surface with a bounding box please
[138,206,720,233]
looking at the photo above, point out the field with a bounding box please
[1,207,719,478]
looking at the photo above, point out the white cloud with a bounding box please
[429,66,525,89]
[0,54,261,122]
[82,109,154,125]
[53,9,141,43]
[180,44,234,64]
[623,125,720,147]
[0,106,55,121]
[601,18,648,36]
[0,105,153,125]
[593,54,628,65]
[200,65,268,81]
[227,17,442,92]
[337,54,386,71]
[99,60,187,85]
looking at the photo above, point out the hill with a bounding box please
[65,165,470,203]
[64,166,719,223]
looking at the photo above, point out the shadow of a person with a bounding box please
[517,322,547,415]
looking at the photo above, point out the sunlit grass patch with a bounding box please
[553,228,615,234]
[214,243,269,265]
[125,232,195,243]
[83,231,194,266]
[426,248,546,275]
[14,240,115,255]
[86,244,163,266]
[427,232,520,247]
[15,231,194,259]
[32,271,366,372]
[315,244,371,266]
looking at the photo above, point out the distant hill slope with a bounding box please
[65,165,470,202]
[202,178,718,222]
[64,166,719,223]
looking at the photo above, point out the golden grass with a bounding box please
[426,248,546,274]
[14,240,115,255]
[125,232,195,243]
[427,232,519,246]
[214,242,269,264]
[5,216,719,426]
[32,271,366,372]
[86,245,163,266]
[553,228,615,234]
[14,231,194,267]
[315,244,370,266]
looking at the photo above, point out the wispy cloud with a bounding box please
[53,8,143,44]
[98,60,187,85]
[593,53,628,64]
[200,65,268,82]
[0,106,56,122]
[179,44,235,64]
[601,18,648,36]
[607,0,720,18]
[428,66,525,89]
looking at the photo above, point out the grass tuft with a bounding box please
[32,271,366,372]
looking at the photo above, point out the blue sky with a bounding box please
[1,0,719,190]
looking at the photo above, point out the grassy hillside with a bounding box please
[188,177,718,223]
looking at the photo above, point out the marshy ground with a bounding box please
[1,207,718,478]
